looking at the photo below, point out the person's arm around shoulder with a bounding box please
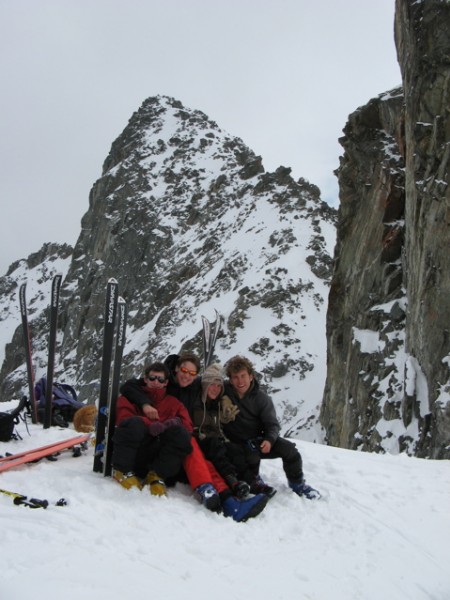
[120,378,159,419]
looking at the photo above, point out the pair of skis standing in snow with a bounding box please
[0,275,90,507]
[93,278,222,477]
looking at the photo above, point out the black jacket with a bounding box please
[222,379,280,445]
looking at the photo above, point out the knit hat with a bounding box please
[201,363,224,400]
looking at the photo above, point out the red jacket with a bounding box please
[117,383,227,493]
[115,387,193,432]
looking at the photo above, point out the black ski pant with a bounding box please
[224,440,261,484]
[197,436,238,481]
[112,417,192,480]
[226,436,303,483]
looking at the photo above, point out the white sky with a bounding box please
[0,0,401,275]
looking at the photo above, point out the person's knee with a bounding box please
[163,425,192,454]
[114,417,147,443]
[273,437,300,460]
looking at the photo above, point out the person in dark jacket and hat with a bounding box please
[191,363,250,498]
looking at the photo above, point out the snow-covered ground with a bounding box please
[1,405,449,600]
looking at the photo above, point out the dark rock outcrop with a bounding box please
[321,0,450,458]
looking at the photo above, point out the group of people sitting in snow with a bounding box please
[111,353,320,522]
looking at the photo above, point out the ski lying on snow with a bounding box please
[0,433,91,463]
[0,434,90,473]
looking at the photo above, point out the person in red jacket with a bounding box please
[112,362,193,496]
[113,361,269,522]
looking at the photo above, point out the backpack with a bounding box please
[0,413,16,442]
[35,377,85,427]
[0,396,30,442]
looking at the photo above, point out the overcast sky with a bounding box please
[0,0,401,275]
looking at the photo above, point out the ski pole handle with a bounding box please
[13,497,40,508]
[29,497,49,508]
[13,495,48,508]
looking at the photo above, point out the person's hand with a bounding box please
[260,440,272,454]
[142,404,159,420]
[220,395,240,423]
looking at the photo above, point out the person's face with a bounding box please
[230,369,253,398]
[145,371,168,389]
[207,382,222,400]
[175,361,198,388]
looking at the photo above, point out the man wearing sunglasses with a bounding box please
[112,362,193,496]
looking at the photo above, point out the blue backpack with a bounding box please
[35,377,85,427]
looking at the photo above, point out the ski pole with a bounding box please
[0,487,67,508]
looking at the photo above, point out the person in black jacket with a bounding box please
[222,355,320,500]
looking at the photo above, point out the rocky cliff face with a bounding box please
[0,96,335,439]
[321,0,450,458]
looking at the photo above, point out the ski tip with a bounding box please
[118,296,126,304]
[108,277,118,284]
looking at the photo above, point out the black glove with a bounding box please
[233,480,250,499]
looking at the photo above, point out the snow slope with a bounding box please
[1,407,449,600]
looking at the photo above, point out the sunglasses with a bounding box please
[146,375,167,383]
[179,366,198,377]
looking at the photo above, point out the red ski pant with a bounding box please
[183,437,228,493]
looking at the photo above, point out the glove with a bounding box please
[220,395,240,423]
[148,417,182,437]
[163,417,182,429]
[148,421,166,436]
[233,480,250,499]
